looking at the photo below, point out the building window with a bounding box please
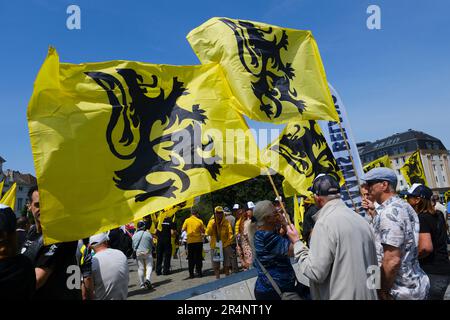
[18,186,23,192]
[441,165,444,171]
[436,176,438,183]
[17,198,23,210]
[433,165,436,171]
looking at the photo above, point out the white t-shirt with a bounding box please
[92,248,129,300]
[435,202,447,220]
[181,230,187,243]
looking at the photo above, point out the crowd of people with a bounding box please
[0,167,449,300]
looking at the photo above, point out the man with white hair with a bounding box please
[89,232,129,300]
[286,174,378,300]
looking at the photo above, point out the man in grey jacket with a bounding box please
[286,174,378,300]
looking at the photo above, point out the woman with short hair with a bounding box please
[248,200,306,300]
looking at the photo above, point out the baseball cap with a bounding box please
[310,174,340,196]
[246,201,255,210]
[89,232,109,247]
[214,206,224,213]
[137,221,146,230]
[362,167,397,187]
[0,204,16,232]
[274,196,283,202]
[406,183,433,200]
[232,204,240,210]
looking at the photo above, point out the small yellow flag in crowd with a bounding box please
[363,155,392,173]
[187,17,339,124]
[400,150,428,187]
[28,48,263,244]
[263,120,344,197]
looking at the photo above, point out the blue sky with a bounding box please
[1,0,449,174]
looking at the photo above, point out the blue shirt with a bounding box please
[253,230,296,293]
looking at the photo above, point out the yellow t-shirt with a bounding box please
[235,217,241,235]
[206,217,233,248]
[182,215,205,244]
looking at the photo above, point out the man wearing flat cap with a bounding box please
[363,167,429,300]
[286,174,378,300]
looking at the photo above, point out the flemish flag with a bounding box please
[400,150,428,187]
[363,155,392,173]
[263,121,344,196]
[0,179,4,198]
[0,182,17,211]
[444,190,450,204]
[28,48,263,244]
[187,17,339,124]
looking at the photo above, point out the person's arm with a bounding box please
[377,210,405,299]
[379,244,401,299]
[417,214,434,258]
[35,267,52,289]
[205,220,213,236]
[82,276,94,300]
[287,223,334,283]
[418,233,433,258]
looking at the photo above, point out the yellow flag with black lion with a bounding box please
[28,48,263,244]
[400,150,428,187]
[188,17,339,124]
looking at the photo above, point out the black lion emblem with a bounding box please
[403,153,426,185]
[85,69,221,202]
[271,121,341,181]
[220,18,306,119]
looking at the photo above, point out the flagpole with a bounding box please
[265,167,292,225]
[338,123,360,213]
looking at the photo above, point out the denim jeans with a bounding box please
[427,273,450,300]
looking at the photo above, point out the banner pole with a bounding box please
[338,122,361,213]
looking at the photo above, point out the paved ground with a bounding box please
[127,243,232,300]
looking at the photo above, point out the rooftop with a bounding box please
[359,129,447,156]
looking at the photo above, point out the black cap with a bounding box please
[406,184,433,200]
[0,205,16,232]
[310,174,340,196]
[137,221,146,230]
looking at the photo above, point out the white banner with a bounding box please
[319,84,366,216]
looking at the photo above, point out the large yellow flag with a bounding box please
[187,17,339,124]
[401,150,428,187]
[28,48,263,244]
[0,180,4,198]
[0,183,17,211]
[264,120,344,196]
[363,155,392,173]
